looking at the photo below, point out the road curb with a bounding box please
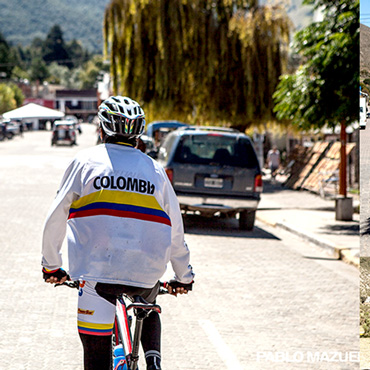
[340,249,360,268]
[257,215,359,268]
[256,214,277,228]
[275,222,341,259]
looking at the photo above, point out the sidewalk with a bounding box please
[257,176,360,268]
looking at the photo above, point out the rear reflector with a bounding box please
[165,168,173,184]
[254,174,263,192]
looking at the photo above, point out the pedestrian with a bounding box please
[19,121,24,137]
[41,95,195,370]
[266,145,281,181]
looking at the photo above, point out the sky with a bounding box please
[361,0,370,27]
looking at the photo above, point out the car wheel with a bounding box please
[239,210,255,231]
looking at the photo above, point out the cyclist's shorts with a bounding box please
[77,280,159,336]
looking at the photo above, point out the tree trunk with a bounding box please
[339,122,347,197]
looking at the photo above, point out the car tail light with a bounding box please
[254,174,263,192]
[165,168,173,184]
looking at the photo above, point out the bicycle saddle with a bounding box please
[127,295,162,314]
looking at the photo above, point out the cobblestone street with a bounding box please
[0,125,359,369]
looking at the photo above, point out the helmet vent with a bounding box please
[124,99,130,104]
[112,97,120,102]
[134,107,137,115]
[118,105,125,114]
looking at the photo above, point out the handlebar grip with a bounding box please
[163,280,193,291]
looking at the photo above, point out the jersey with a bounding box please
[42,143,194,288]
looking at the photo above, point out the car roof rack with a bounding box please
[180,126,240,133]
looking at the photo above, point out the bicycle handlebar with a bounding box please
[55,280,192,294]
[55,280,170,294]
[54,280,79,289]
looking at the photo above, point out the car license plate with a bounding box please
[204,177,223,188]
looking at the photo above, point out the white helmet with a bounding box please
[98,96,145,139]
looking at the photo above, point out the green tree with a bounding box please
[47,62,70,85]
[66,39,89,69]
[104,0,292,126]
[30,57,49,82]
[47,62,81,88]
[0,83,24,114]
[9,82,24,107]
[78,55,110,89]
[42,25,71,68]
[11,66,29,81]
[0,31,15,78]
[273,0,358,197]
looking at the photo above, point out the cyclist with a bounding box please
[42,95,195,370]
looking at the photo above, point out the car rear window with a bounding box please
[174,134,259,168]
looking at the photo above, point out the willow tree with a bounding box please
[104,0,292,128]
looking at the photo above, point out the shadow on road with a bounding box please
[258,206,335,212]
[319,223,359,236]
[261,179,287,194]
[303,256,339,261]
[183,214,280,240]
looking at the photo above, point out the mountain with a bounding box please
[0,0,312,53]
[0,0,110,52]
[361,23,370,76]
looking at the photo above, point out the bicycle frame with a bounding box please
[56,280,166,370]
[114,297,133,368]
[113,294,162,370]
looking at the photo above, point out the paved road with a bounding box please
[361,119,370,255]
[0,125,358,369]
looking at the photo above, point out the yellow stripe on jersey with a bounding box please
[71,190,163,211]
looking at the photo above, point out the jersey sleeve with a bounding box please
[160,169,195,284]
[41,158,82,270]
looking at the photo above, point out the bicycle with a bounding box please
[57,280,169,370]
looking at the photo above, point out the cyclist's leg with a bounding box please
[141,310,161,369]
[136,282,161,369]
[79,334,112,370]
[77,281,116,370]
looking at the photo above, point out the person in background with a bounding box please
[266,145,281,181]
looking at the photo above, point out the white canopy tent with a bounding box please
[3,103,64,130]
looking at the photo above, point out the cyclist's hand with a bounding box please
[166,279,193,296]
[42,267,68,284]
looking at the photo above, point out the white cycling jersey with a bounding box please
[42,143,194,288]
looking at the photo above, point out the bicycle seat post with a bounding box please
[130,312,145,370]
[126,295,162,370]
